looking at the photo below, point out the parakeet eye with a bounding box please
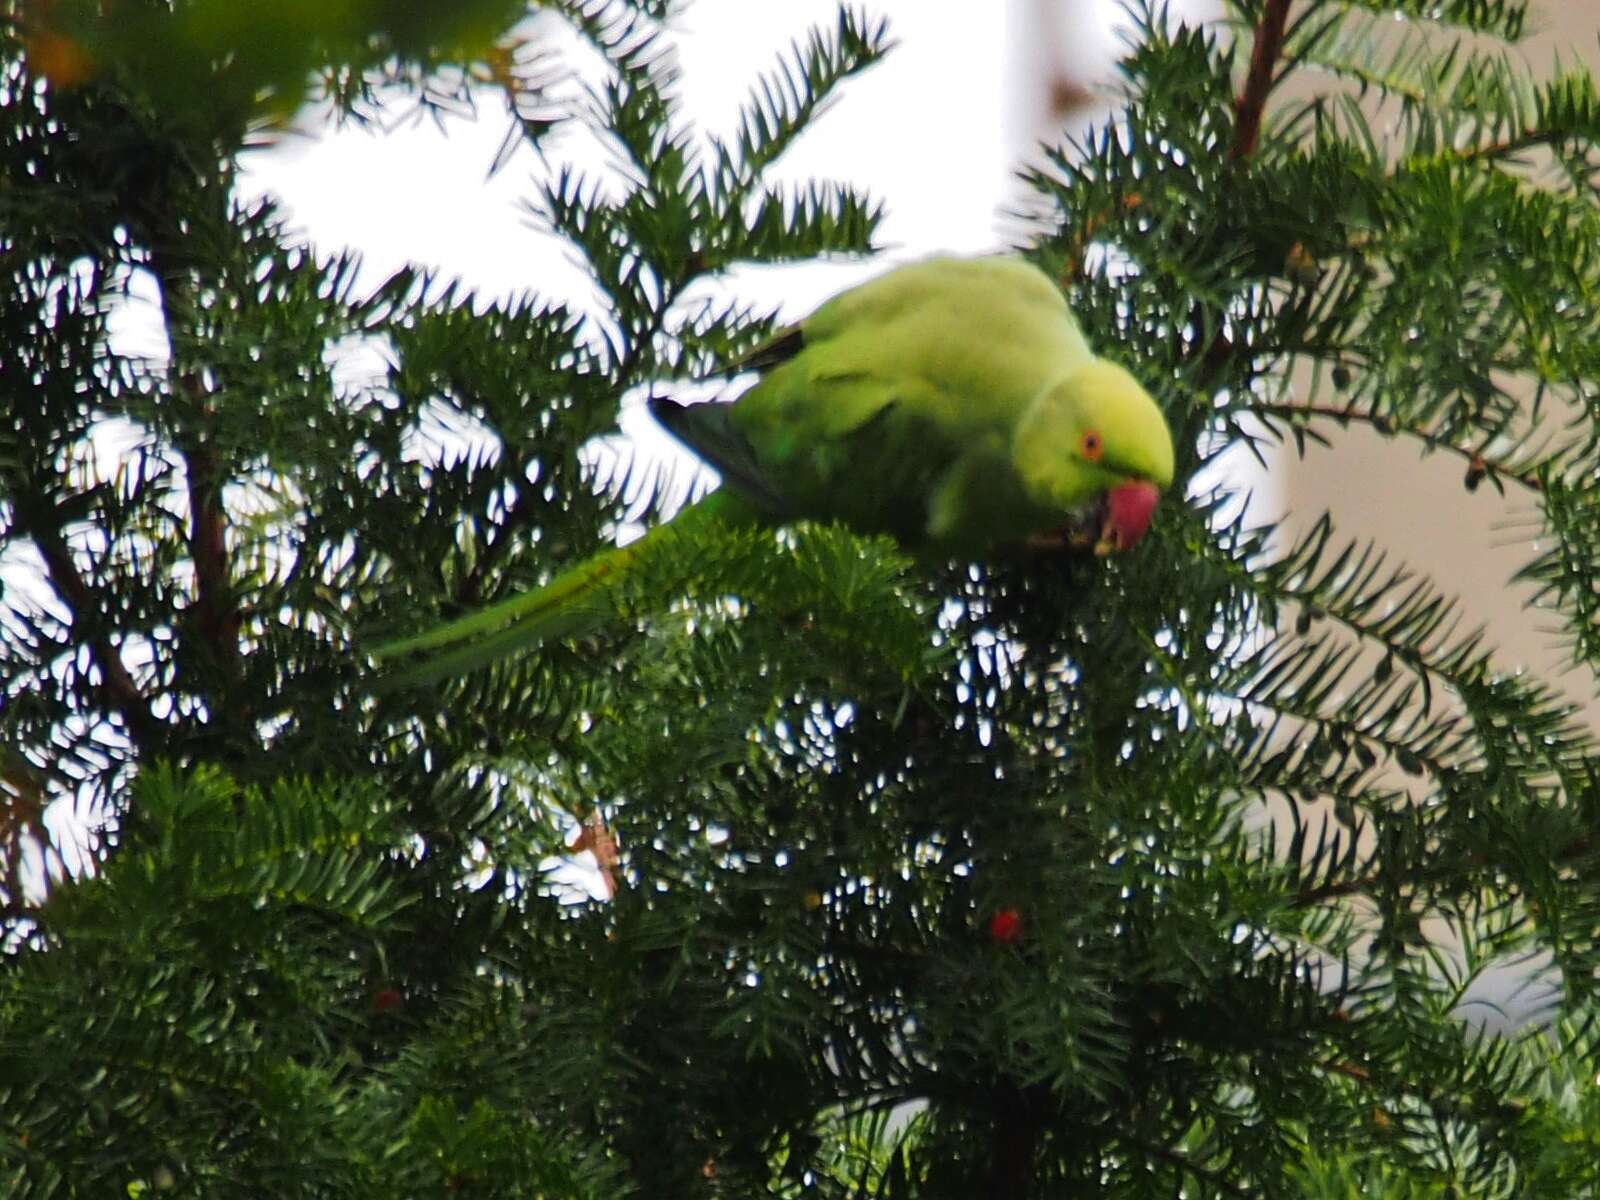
[1080,430,1104,461]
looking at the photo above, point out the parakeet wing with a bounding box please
[718,256,1100,549]
[647,397,789,516]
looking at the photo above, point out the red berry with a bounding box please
[988,907,1024,944]
[371,987,404,1014]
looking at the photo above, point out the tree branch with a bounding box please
[1230,0,1294,162]
[986,1080,1047,1199]
[1252,400,1546,494]
[1175,0,1297,390]
[1456,129,1562,165]
[27,512,157,749]
[1129,1135,1252,1199]
[177,376,241,658]
[144,235,243,680]
[1295,834,1594,909]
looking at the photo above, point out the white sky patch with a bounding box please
[102,265,171,364]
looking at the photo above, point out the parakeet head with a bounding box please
[1011,359,1176,552]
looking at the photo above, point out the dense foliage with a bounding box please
[4,0,1600,1194]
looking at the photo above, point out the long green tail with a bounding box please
[373,491,749,687]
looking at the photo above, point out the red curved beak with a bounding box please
[1098,479,1161,554]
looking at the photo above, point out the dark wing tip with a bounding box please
[736,325,805,374]
[647,395,692,430]
[647,395,788,515]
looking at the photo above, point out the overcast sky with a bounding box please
[235,1,1115,310]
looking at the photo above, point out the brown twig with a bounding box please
[1292,873,1379,907]
[177,382,241,657]
[1181,0,1294,387]
[1319,1056,1373,1084]
[1314,1053,1530,1126]
[1229,0,1294,162]
[145,237,243,680]
[27,514,157,748]
[1294,833,1595,909]
[1252,400,1546,494]
[1456,130,1557,165]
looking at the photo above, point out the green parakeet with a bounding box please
[377,255,1176,684]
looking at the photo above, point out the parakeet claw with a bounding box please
[1025,501,1113,554]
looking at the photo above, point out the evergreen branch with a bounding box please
[1289,11,1479,116]
[1298,15,1595,168]
[1456,129,1559,164]
[730,180,881,264]
[1293,869,1386,908]
[1265,794,1385,913]
[1211,524,1465,731]
[1451,67,1600,164]
[173,375,242,666]
[1129,1135,1252,1199]
[708,7,890,202]
[1242,681,1459,789]
[1356,0,1529,38]
[21,509,156,750]
[1290,825,1593,912]
[1141,632,1231,753]
[1180,513,1595,946]
[1313,1041,1534,1131]
[1516,477,1600,673]
[1231,0,1295,161]
[1251,400,1545,493]
[1292,858,1443,909]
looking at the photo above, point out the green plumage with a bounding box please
[376,255,1176,684]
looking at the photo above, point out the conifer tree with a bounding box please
[5,0,1600,1196]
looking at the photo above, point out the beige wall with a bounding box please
[1280,10,1600,718]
